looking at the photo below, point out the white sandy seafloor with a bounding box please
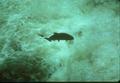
[0,0,119,82]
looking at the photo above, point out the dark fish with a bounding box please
[45,32,74,41]
[39,32,74,41]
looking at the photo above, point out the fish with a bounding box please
[39,32,74,41]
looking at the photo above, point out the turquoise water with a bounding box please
[0,0,119,82]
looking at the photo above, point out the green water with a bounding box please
[0,0,119,82]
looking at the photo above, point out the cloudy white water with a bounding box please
[0,0,120,82]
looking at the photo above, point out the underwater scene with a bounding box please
[0,0,119,82]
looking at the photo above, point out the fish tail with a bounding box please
[45,38,51,41]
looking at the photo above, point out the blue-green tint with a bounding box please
[0,0,119,82]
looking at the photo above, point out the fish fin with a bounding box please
[54,32,58,35]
